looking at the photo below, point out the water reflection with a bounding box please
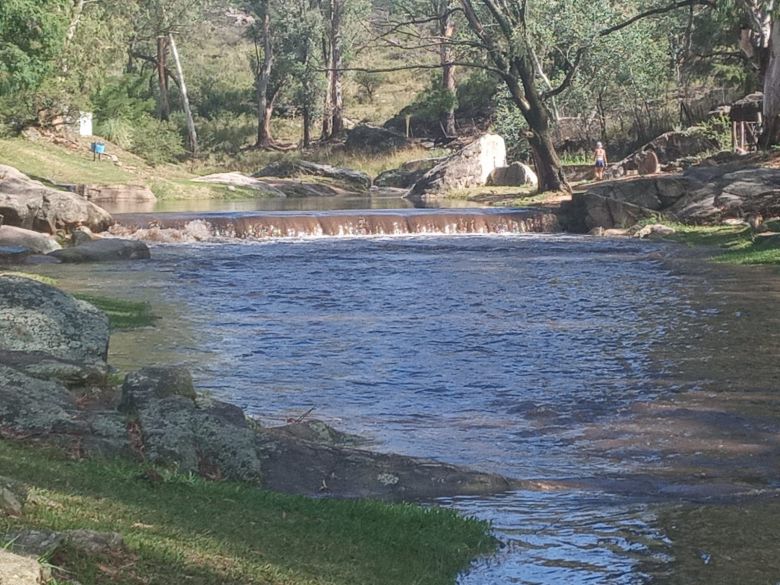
[99,191,485,214]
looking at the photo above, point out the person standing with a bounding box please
[594,141,607,181]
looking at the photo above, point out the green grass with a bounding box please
[73,294,158,330]
[663,223,780,265]
[0,440,494,585]
[0,138,136,185]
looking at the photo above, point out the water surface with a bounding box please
[33,233,780,584]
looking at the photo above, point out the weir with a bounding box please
[111,208,561,242]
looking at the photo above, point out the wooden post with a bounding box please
[169,34,198,157]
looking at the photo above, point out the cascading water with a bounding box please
[109,208,561,242]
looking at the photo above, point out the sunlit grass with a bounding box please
[0,440,495,585]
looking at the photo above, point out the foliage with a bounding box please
[408,75,458,122]
[0,0,69,94]
[0,439,495,585]
[355,70,386,103]
[128,114,186,165]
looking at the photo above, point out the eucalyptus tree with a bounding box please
[319,0,370,139]
[730,0,780,145]
[456,0,715,192]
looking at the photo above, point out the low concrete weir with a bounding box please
[110,208,560,242]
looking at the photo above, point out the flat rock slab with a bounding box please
[49,238,150,263]
[254,160,372,193]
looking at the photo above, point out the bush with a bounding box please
[95,117,134,150]
[354,71,386,104]
[128,115,186,165]
[198,113,256,155]
[456,71,499,117]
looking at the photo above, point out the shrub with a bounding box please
[129,115,186,165]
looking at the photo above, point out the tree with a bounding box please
[457,0,715,192]
[731,0,780,145]
[319,0,369,139]
[0,0,69,94]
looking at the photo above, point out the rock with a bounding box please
[75,184,157,206]
[49,238,150,263]
[0,246,30,265]
[571,191,660,231]
[345,124,412,155]
[265,419,366,447]
[0,477,27,516]
[119,367,264,482]
[63,530,124,555]
[487,162,538,187]
[193,173,287,197]
[0,226,61,254]
[632,223,677,239]
[71,226,98,246]
[407,134,507,200]
[3,529,122,558]
[5,529,65,557]
[374,158,444,189]
[119,367,197,412]
[257,432,513,500]
[0,164,113,234]
[753,233,780,248]
[254,160,372,193]
[0,275,109,366]
[636,150,660,175]
[0,549,48,584]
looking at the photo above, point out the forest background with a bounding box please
[0,0,778,192]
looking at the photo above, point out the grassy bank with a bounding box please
[0,440,494,585]
[665,223,780,266]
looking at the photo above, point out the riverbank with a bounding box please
[0,440,493,585]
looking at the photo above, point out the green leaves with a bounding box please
[0,0,69,93]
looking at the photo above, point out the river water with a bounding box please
[31,205,780,584]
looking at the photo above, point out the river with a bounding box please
[30,202,780,584]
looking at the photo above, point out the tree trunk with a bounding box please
[157,36,170,121]
[255,2,274,147]
[169,34,198,157]
[321,0,344,139]
[527,118,569,193]
[762,19,780,148]
[303,107,312,148]
[438,1,457,137]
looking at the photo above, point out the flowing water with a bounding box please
[31,205,780,584]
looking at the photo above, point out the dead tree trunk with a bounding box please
[169,34,198,157]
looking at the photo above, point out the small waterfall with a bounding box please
[110,209,560,243]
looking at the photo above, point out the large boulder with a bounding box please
[0,164,113,233]
[374,158,445,189]
[0,225,61,254]
[49,238,150,263]
[0,275,109,366]
[254,160,372,192]
[566,163,780,231]
[407,134,507,200]
[345,124,412,155]
[487,162,538,187]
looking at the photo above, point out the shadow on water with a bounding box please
[28,234,780,584]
